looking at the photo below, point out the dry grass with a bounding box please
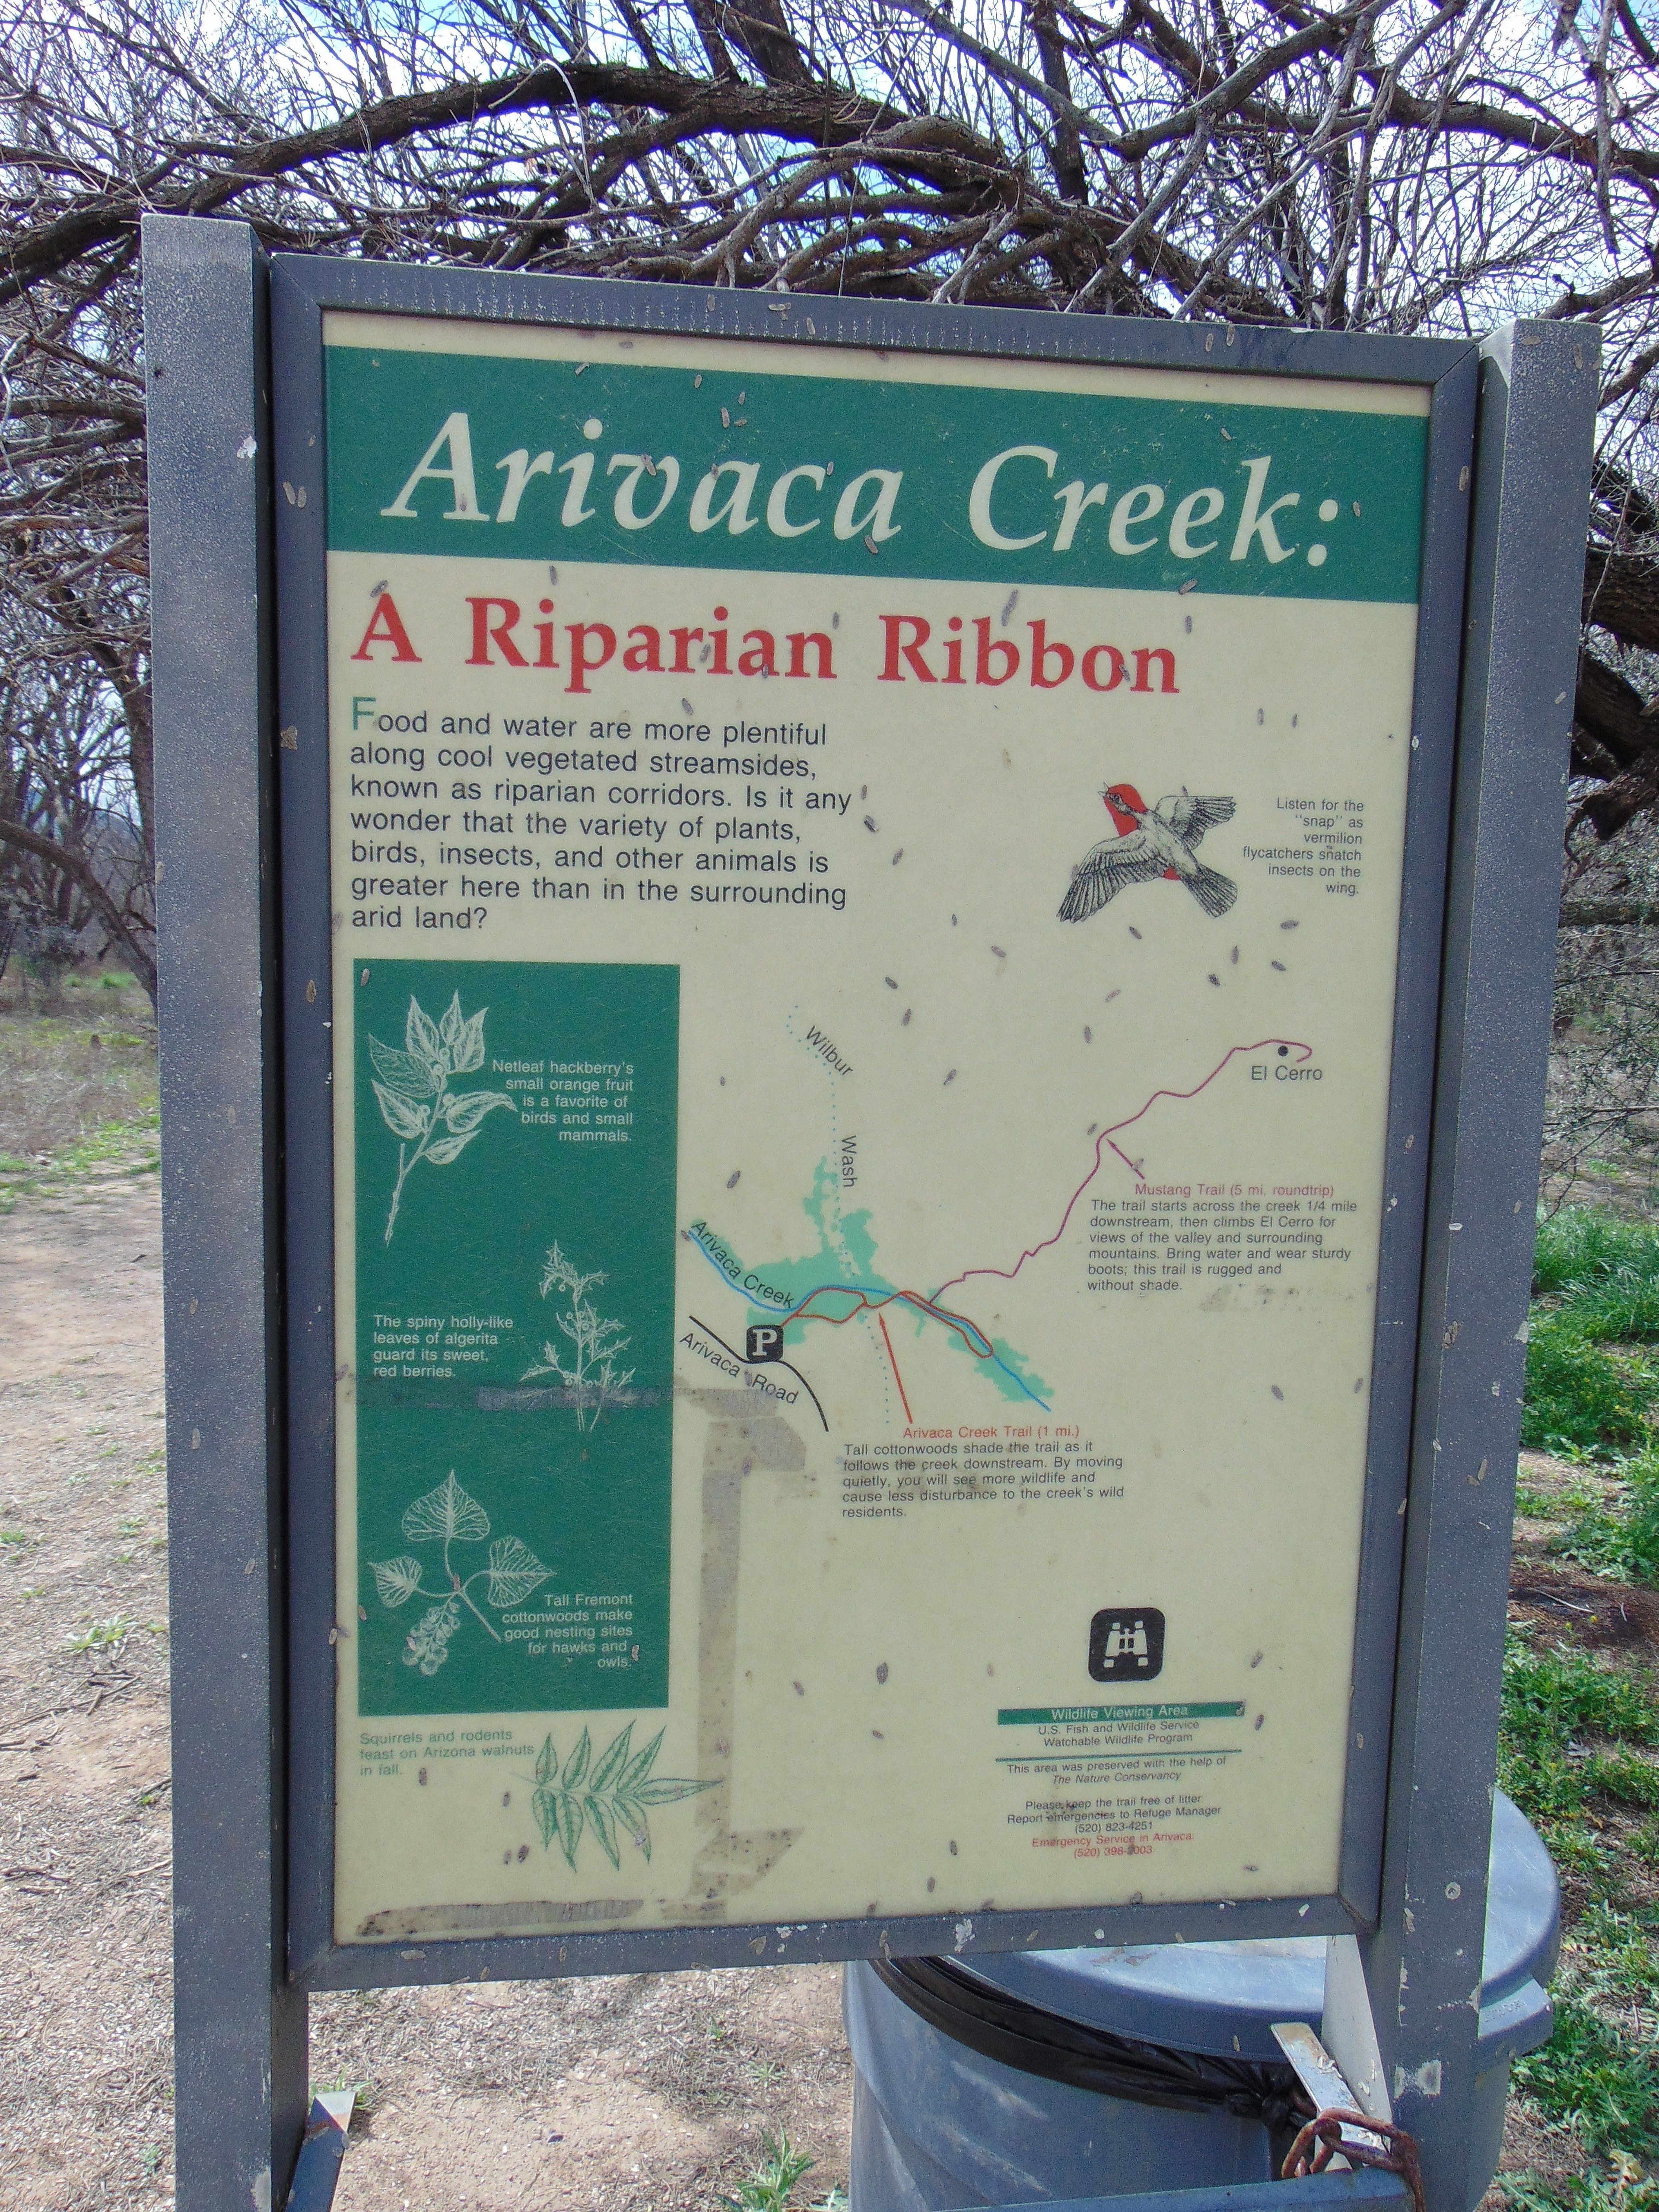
[0,966,156,1165]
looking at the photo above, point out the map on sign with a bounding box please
[321,309,1426,1942]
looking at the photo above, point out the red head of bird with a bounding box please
[1102,783,1148,836]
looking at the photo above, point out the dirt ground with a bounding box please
[0,1166,851,2212]
[0,1164,1586,2212]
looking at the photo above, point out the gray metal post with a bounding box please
[146,214,309,2211]
[1363,319,1598,2211]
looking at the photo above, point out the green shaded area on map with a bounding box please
[690,1155,1052,1409]
[353,957,678,1716]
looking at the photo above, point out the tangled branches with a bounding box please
[6,0,1659,935]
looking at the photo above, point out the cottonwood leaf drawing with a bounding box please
[531,1723,716,1871]
[485,1535,550,1608]
[371,1555,424,1608]
[371,1469,552,1674]
[370,992,516,1241]
[402,1470,491,1545]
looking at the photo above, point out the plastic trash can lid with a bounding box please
[953,1791,1558,2065]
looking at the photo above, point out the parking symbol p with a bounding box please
[747,1325,785,1363]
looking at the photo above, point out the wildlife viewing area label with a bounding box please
[325,307,1429,1944]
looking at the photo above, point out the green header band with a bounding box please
[325,344,1427,604]
[998,1702,1246,1725]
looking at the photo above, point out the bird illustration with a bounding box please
[1059,782,1238,922]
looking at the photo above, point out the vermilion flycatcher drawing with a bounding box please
[1058,782,1238,922]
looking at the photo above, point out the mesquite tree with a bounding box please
[7,0,1659,1013]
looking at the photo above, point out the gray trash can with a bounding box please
[845,1791,1557,2212]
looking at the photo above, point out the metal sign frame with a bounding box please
[144,212,1596,2212]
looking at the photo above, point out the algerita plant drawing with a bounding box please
[371,1471,550,1674]
[369,992,516,1241]
[522,1241,636,1431]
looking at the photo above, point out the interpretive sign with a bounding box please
[316,307,1437,1944]
[148,218,1599,2212]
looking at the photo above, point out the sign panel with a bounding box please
[323,310,1428,1944]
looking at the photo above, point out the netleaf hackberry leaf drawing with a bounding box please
[522,1241,636,1431]
[369,1470,550,1675]
[369,992,516,1241]
[531,1722,715,1871]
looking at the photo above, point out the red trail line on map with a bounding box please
[877,1312,915,1422]
[930,1036,1312,1302]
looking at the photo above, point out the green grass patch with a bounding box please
[1514,1990,1659,2160]
[0,1109,160,1211]
[1550,1455,1659,1586]
[1505,2174,1659,2212]
[1535,1211,1659,1328]
[1501,1633,1659,2199]
[1522,1312,1659,1457]
[1499,1634,1659,1834]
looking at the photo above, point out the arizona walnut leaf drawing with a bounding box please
[530,1723,716,1872]
[369,992,516,1241]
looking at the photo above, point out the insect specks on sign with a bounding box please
[1281,918,1298,930]
[1001,590,1018,627]
[991,945,1006,960]
[726,1170,741,1189]
[903,1009,912,1025]
[1105,988,1120,1004]
[1271,1384,1284,1400]
[1128,925,1142,940]
[864,815,878,831]
[1250,1650,1263,1668]
[1208,973,1220,986]
[306,979,317,1004]
[1271,960,1286,971]
[944,1069,957,1086]
[877,1662,889,1683]
[885,976,898,989]
[792,1680,805,1696]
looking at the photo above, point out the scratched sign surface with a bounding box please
[324,309,1428,1942]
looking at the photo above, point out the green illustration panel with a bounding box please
[353,957,679,1716]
